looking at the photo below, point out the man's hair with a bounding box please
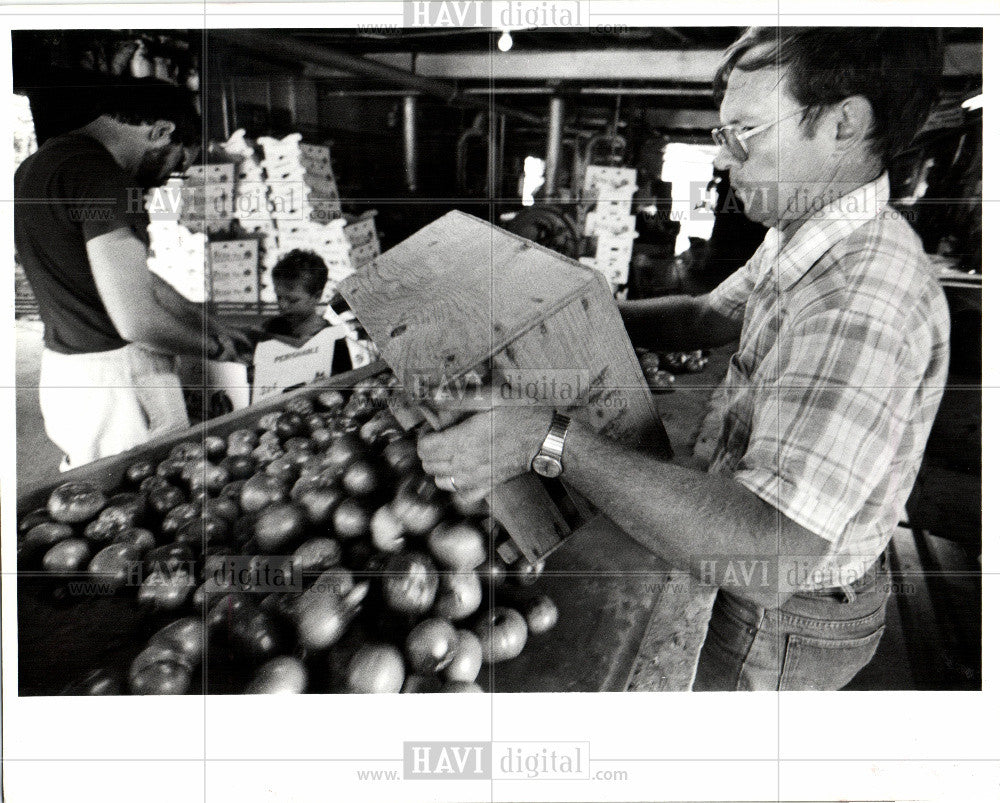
[271,249,329,296]
[93,77,201,146]
[713,27,945,165]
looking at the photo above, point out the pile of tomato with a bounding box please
[17,374,559,695]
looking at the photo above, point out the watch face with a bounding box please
[531,453,563,478]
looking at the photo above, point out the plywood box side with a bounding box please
[340,210,611,387]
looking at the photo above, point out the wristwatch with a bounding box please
[530,412,572,478]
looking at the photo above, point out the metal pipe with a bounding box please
[402,95,418,193]
[543,95,565,200]
[497,114,507,200]
[213,29,555,130]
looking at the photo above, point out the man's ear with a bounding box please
[149,120,176,145]
[834,95,875,149]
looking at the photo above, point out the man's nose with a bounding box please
[713,146,737,174]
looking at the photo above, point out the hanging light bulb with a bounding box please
[498,30,513,52]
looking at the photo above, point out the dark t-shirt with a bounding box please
[14,133,143,354]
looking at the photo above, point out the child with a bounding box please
[264,249,353,374]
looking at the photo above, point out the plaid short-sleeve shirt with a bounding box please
[706,174,950,592]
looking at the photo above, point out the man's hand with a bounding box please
[213,329,255,365]
[416,391,552,495]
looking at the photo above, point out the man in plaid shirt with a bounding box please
[418,27,949,690]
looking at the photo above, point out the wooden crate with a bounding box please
[339,210,670,563]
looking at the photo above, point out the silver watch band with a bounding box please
[538,412,571,460]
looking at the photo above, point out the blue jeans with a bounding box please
[692,553,890,691]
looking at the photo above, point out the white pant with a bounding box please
[39,345,189,470]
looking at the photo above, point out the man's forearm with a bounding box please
[150,273,218,335]
[618,294,742,352]
[561,422,830,607]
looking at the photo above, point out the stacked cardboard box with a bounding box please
[581,165,638,288]
[258,134,341,224]
[145,178,209,302]
[179,162,235,235]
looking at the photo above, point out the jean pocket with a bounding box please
[777,626,885,691]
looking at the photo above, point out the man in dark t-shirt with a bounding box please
[14,78,252,468]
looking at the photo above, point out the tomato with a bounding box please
[252,439,284,465]
[345,644,406,693]
[381,438,419,476]
[18,507,52,534]
[316,389,345,413]
[284,396,315,418]
[370,504,406,553]
[205,496,240,524]
[176,514,230,548]
[228,604,283,662]
[475,606,528,664]
[475,559,508,588]
[294,487,343,527]
[359,410,398,446]
[392,476,444,536]
[88,543,142,592]
[264,454,302,487]
[19,522,74,566]
[293,538,342,575]
[443,630,483,683]
[161,502,202,538]
[137,568,195,613]
[42,538,91,574]
[149,617,206,665]
[246,655,308,694]
[341,459,385,498]
[206,592,251,630]
[203,434,227,462]
[405,618,458,674]
[220,454,256,481]
[62,667,124,696]
[293,588,354,651]
[433,570,483,621]
[333,498,372,540]
[170,441,205,461]
[254,503,308,553]
[326,433,366,473]
[283,436,314,455]
[513,557,545,587]
[226,428,259,456]
[382,552,438,615]
[147,485,186,518]
[84,517,124,546]
[47,481,106,524]
[139,475,172,496]
[128,656,191,695]
[525,595,559,634]
[275,411,307,440]
[125,459,157,487]
[155,457,188,482]
[112,527,157,554]
[311,566,355,598]
[144,543,194,576]
[240,474,287,514]
[98,493,146,528]
[219,480,247,501]
[310,427,334,451]
[189,463,230,496]
[428,522,487,570]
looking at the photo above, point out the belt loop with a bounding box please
[838,583,858,604]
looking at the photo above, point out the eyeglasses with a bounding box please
[711,110,802,163]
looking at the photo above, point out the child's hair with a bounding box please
[271,249,329,296]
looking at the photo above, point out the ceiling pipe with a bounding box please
[213,29,583,133]
[402,94,418,193]
[543,96,565,201]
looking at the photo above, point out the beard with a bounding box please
[135,143,183,189]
